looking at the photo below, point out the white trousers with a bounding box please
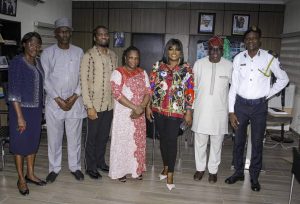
[194,133,224,174]
[46,109,83,173]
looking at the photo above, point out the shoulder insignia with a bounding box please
[268,50,278,58]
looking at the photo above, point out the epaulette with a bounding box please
[268,50,278,58]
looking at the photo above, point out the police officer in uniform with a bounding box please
[225,26,289,191]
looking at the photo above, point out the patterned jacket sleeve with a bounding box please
[183,63,194,110]
[149,61,159,95]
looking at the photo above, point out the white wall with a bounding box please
[0,0,72,36]
[283,0,300,34]
[282,0,300,133]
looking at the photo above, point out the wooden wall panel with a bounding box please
[93,1,108,9]
[72,1,93,9]
[109,1,132,8]
[132,9,166,33]
[73,9,93,32]
[259,4,285,12]
[166,9,190,34]
[131,1,166,9]
[259,12,284,38]
[167,2,190,9]
[190,3,224,10]
[225,3,259,11]
[223,11,258,36]
[94,9,109,29]
[109,9,131,32]
[72,32,93,52]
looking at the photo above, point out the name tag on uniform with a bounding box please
[219,76,229,79]
[240,63,246,66]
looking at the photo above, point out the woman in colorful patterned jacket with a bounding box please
[146,39,194,191]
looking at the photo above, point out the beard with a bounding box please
[98,39,109,47]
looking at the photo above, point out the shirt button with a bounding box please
[251,69,253,71]
[250,79,252,81]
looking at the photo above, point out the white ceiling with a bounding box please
[72,0,291,5]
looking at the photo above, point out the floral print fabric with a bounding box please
[149,62,194,118]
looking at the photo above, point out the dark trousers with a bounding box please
[154,112,182,172]
[233,98,267,181]
[85,110,113,171]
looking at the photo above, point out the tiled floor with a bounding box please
[0,128,299,204]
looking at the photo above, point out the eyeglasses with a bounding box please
[258,56,274,77]
[28,42,41,50]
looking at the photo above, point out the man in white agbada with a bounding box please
[192,36,232,183]
[41,17,87,183]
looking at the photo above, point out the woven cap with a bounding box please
[54,17,73,30]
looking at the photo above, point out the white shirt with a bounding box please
[228,49,289,113]
[41,44,87,119]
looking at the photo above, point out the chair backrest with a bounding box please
[292,147,300,183]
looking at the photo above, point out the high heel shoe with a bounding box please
[166,172,175,191]
[166,183,176,191]
[159,167,168,180]
[159,174,167,180]
[17,180,29,196]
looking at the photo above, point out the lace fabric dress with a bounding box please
[109,67,150,179]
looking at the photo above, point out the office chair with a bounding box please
[288,147,300,204]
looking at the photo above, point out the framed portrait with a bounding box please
[0,56,8,69]
[198,13,215,34]
[113,32,125,48]
[232,14,250,36]
[0,0,17,17]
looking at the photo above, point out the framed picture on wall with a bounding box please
[198,13,215,34]
[0,0,17,17]
[113,32,125,48]
[232,14,250,36]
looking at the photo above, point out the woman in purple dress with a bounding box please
[8,32,46,196]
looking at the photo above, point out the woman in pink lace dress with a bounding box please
[109,46,150,182]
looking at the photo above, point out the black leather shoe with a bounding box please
[71,170,84,181]
[251,180,261,192]
[46,171,58,183]
[98,164,109,172]
[17,180,29,196]
[86,170,102,179]
[193,171,205,181]
[25,175,47,186]
[225,174,245,184]
[208,173,217,184]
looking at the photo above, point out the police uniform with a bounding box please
[228,49,289,181]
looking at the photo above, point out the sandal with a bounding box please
[118,176,126,182]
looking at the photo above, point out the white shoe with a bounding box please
[159,174,167,180]
[166,183,175,191]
